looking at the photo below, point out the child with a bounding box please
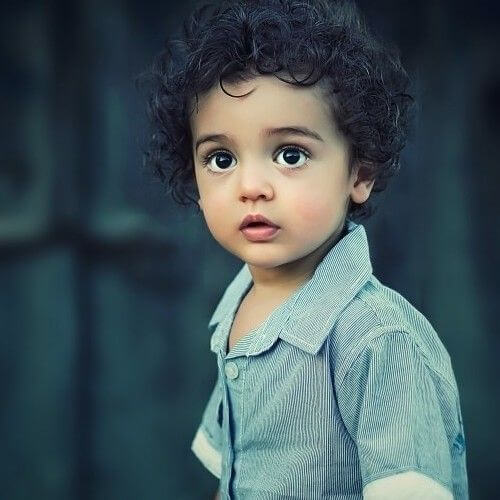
[139,0,469,498]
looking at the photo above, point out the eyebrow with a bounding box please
[194,126,324,153]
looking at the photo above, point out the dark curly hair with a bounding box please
[136,0,416,222]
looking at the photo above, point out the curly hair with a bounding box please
[136,0,416,222]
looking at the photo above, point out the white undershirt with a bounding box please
[363,471,454,499]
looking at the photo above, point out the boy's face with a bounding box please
[190,74,373,276]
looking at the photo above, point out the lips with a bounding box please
[239,213,280,229]
[240,224,280,242]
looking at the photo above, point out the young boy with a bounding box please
[140,0,469,498]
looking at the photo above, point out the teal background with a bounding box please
[1,1,498,498]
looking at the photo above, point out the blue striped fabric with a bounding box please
[191,220,469,499]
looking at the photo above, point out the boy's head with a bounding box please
[139,0,414,260]
[190,72,372,268]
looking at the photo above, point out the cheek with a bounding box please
[292,198,335,240]
[291,174,348,226]
[295,198,329,223]
[291,185,339,226]
[290,192,346,237]
[200,191,230,229]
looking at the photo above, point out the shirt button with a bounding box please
[225,361,239,380]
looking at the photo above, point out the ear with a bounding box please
[349,164,375,204]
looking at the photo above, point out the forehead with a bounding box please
[189,74,336,138]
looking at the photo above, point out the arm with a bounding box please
[336,331,459,499]
[363,471,453,500]
[213,486,220,500]
[191,372,224,480]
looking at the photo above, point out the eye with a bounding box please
[200,150,236,173]
[199,144,311,174]
[275,146,310,169]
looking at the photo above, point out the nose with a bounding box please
[237,162,274,202]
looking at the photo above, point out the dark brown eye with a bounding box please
[276,146,309,168]
[212,152,232,169]
[283,149,301,164]
[202,150,236,172]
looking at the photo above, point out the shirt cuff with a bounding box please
[191,427,222,479]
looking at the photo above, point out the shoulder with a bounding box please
[328,275,456,394]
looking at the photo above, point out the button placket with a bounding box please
[216,351,234,499]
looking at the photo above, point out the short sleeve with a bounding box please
[190,370,224,479]
[336,331,454,495]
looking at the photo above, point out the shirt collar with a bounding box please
[208,220,373,356]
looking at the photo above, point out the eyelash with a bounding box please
[200,144,312,174]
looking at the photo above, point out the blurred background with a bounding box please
[1,0,499,499]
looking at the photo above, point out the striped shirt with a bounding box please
[191,220,469,499]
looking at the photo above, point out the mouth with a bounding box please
[239,216,280,230]
[242,222,274,228]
